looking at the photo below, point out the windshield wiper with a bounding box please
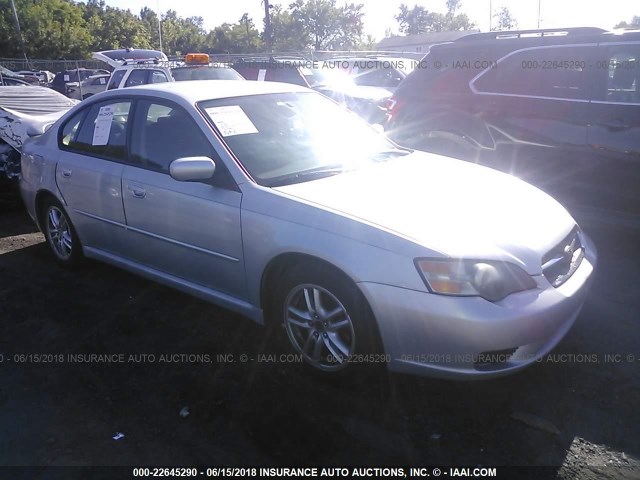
[267,167,346,187]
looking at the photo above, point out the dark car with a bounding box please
[386,27,640,218]
[50,68,108,95]
[232,57,393,123]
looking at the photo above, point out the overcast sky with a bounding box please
[105,0,637,40]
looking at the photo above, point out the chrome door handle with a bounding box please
[128,185,146,199]
[61,168,72,178]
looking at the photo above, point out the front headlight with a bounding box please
[415,258,537,302]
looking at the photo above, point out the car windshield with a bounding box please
[198,92,403,187]
[171,66,243,81]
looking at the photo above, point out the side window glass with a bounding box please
[124,69,149,87]
[68,101,131,161]
[474,46,592,100]
[603,48,639,103]
[150,70,169,83]
[59,109,87,147]
[107,70,125,90]
[130,100,213,172]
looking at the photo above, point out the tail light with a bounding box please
[385,96,405,123]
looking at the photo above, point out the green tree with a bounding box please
[0,0,92,58]
[269,4,307,51]
[614,16,640,29]
[139,6,161,50]
[289,0,364,50]
[395,4,432,35]
[204,17,262,54]
[396,2,474,35]
[86,4,151,51]
[492,6,517,31]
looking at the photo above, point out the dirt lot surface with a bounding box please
[0,205,638,479]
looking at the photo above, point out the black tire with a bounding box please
[270,263,383,375]
[41,198,84,268]
[82,93,93,100]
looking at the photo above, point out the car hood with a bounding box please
[274,152,576,274]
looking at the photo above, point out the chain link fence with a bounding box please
[0,58,110,74]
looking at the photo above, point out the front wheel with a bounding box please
[271,264,382,373]
[42,199,83,267]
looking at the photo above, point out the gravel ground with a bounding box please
[0,205,638,479]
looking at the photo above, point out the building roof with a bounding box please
[377,30,479,49]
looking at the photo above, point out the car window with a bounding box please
[91,77,108,86]
[60,109,88,147]
[602,47,639,104]
[150,70,169,84]
[67,100,131,161]
[474,46,592,100]
[171,66,243,81]
[107,70,126,90]
[124,69,149,87]
[130,100,213,172]
[353,69,404,88]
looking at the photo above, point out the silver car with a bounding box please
[20,80,596,378]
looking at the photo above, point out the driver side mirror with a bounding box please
[169,157,216,182]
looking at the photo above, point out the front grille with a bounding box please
[542,227,584,288]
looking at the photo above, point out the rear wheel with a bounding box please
[271,264,382,374]
[42,199,83,267]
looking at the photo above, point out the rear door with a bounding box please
[55,99,131,253]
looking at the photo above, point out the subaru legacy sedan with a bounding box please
[20,81,596,378]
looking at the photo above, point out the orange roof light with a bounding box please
[185,53,209,65]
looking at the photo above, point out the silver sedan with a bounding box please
[20,80,596,378]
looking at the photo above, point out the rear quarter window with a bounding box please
[472,45,593,100]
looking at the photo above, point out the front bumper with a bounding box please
[358,234,597,379]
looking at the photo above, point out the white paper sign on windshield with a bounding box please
[92,105,114,146]
[205,105,258,137]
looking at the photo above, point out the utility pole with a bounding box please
[537,0,541,28]
[263,0,272,53]
[10,0,29,68]
[157,0,164,53]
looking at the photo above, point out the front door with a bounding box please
[121,99,246,299]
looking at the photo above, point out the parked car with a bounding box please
[329,56,415,90]
[20,80,596,379]
[15,70,55,84]
[1,65,37,85]
[386,27,640,218]
[1,86,77,204]
[92,50,244,90]
[50,68,109,95]
[66,74,111,100]
[232,57,393,123]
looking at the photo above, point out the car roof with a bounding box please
[99,79,310,103]
[433,27,640,52]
